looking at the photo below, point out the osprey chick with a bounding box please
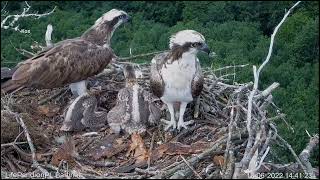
[1,9,130,96]
[60,93,107,132]
[150,30,210,131]
[107,65,161,134]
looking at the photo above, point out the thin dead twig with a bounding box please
[180,155,202,179]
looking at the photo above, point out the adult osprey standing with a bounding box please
[150,30,210,131]
[1,9,130,96]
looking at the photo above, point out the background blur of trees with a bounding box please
[1,1,318,165]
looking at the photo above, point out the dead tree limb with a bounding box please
[1,1,56,33]
[234,1,302,178]
[298,134,319,178]
[7,110,52,178]
[45,24,53,48]
[117,50,167,61]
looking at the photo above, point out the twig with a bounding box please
[74,156,116,168]
[180,155,202,179]
[254,82,279,99]
[1,141,28,147]
[147,132,155,170]
[10,111,52,178]
[38,87,68,105]
[276,134,307,173]
[213,64,249,72]
[117,50,167,61]
[135,168,160,175]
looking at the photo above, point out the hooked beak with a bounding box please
[125,15,131,23]
[200,43,210,55]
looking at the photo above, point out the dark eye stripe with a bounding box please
[191,42,202,47]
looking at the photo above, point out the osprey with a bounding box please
[60,93,107,132]
[1,9,130,96]
[150,30,210,131]
[107,65,161,134]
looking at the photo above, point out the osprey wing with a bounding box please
[191,58,204,98]
[150,52,168,98]
[11,39,115,89]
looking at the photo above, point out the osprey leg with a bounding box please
[177,102,194,130]
[161,102,177,131]
[69,80,87,96]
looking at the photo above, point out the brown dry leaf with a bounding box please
[127,132,148,164]
[213,155,224,167]
[37,104,60,117]
[51,136,77,166]
[91,134,127,160]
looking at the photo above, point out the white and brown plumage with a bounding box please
[1,9,130,96]
[60,93,107,132]
[150,30,210,131]
[107,65,161,134]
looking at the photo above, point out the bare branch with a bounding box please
[244,0,301,163]
[299,134,319,178]
[1,1,56,33]
[45,24,53,47]
[117,50,167,61]
[276,134,307,173]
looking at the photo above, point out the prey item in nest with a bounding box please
[107,65,161,134]
[60,93,108,132]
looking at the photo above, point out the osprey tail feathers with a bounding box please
[1,79,23,93]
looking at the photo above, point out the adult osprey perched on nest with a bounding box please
[150,30,210,131]
[1,9,130,96]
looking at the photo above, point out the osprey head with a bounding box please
[94,9,130,28]
[124,64,136,80]
[123,64,144,87]
[169,30,210,55]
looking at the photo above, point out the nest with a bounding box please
[1,63,318,179]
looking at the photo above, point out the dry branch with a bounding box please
[1,1,56,33]
[298,134,319,178]
[233,1,302,178]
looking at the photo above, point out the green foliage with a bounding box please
[1,1,318,165]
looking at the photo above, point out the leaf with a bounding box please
[127,132,148,164]
[51,136,77,166]
[213,155,224,167]
[37,104,60,117]
[90,134,128,160]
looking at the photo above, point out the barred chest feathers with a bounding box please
[160,53,197,103]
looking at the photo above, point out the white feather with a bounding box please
[65,93,88,121]
[169,30,205,49]
[132,84,140,122]
[95,9,127,25]
[69,80,87,96]
[160,52,197,103]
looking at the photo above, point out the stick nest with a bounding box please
[1,63,317,179]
